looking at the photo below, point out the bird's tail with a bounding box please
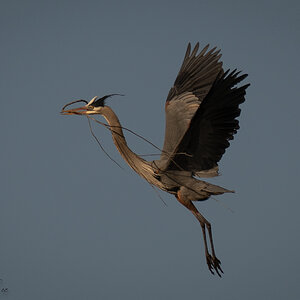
[201,181,234,195]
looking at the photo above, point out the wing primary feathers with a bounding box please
[164,64,250,173]
[158,43,249,175]
[185,43,191,58]
[190,42,200,57]
[198,44,210,56]
[159,44,225,171]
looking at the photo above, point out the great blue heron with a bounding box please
[61,43,249,277]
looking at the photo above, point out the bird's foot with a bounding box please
[206,253,223,277]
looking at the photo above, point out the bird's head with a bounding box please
[61,94,123,116]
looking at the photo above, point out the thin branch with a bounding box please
[211,196,234,213]
[87,117,124,170]
[149,184,168,207]
[87,116,163,153]
[61,99,88,111]
[86,115,190,172]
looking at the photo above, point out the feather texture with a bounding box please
[155,44,249,176]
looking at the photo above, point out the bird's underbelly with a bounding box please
[157,170,232,201]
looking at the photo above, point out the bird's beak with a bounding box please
[60,106,89,115]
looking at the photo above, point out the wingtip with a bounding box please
[199,44,210,56]
[191,42,200,57]
[185,43,192,57]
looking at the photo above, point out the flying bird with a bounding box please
[61,43,249,276]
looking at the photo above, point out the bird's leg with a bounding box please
[193,211,223,277]
[176,191,223,277]
[198,218,213,272]
[206,221,218,262]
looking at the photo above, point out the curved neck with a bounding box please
[101,106,153,178]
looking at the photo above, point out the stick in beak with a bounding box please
[60,99,88,115]
[61,106,89,115]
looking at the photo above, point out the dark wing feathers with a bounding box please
[156,43,249,176]
[169,46,222,102]
[169,69,250,175]
[156,43,223,171]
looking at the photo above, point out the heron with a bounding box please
[61,43,249,277]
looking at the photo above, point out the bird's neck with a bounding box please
[101,106,155,179]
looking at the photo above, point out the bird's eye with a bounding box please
[87,105,94,110]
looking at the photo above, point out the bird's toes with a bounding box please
[212,256,223,277]
[206,254,223,277]
[205,254,215,275]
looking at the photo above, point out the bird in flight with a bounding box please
[61,43,249,277]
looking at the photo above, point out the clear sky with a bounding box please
[1,0,299,299]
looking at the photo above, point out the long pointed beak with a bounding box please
[60,106,89,115]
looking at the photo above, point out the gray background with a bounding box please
[1,0,299,299]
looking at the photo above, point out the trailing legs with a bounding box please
[176,190,223,277]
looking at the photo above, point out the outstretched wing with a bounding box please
[155,43,223,171]
[168,69,250,177]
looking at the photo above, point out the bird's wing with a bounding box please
[155,43,223,171]
[167,69,250,177]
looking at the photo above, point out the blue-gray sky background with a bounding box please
[1,0,299,299]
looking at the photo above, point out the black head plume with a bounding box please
[93,94,124,107]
